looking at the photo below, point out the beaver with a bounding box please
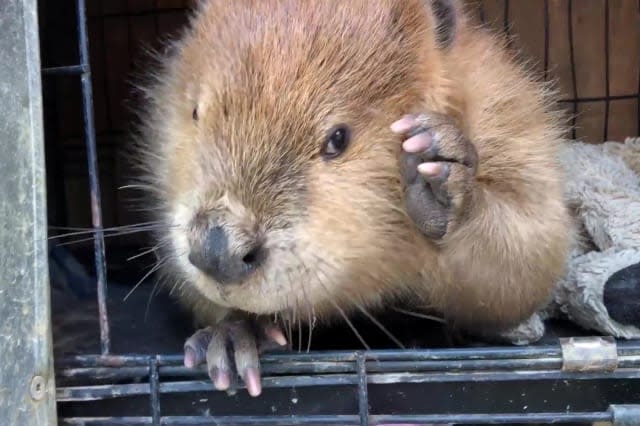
[133,0,572,396]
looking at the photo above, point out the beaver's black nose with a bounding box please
[188,226,265,284]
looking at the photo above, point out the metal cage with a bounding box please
[2,0,640,424]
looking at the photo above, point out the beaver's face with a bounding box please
[146,0,444,315]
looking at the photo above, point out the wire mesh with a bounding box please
[40,0,640,424]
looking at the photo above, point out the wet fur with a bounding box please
[132,0,572,336]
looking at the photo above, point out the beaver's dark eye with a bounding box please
[192,107,199,121]
[321,125,350,160]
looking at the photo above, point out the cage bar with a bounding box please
[356,353,369,426]
[57,411,616,425]
[567,0,579,140]
[0,0,57,424]
[75,0,111,355]
[149,358,161,426]
[604,0,611,141]
[42,65,88,75]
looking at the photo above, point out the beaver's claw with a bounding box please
[392,112,478,239]
[183,313,286,397]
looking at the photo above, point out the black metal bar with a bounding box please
[543,0,550,81]
[149,358,161,426]
[365,369,640,384]
[365,358,565,372]
[59,357,582,382]
[559,94,639,103]
[356,353,369,426]
[568,0,578,140]
[57,376,356,401]
[154,357,567,377]
[56,369,640,402]
[57,340,640,368]
[57,366,149,380]
[369,412,613,424]
[604,0,611,141]
[42,65,88,75]
[57,346,563,367]
[76,0,110,354]
[503,0,510,36]
[55,356,640,385]
[58,382,151,401]
[60,415,360,425]
[58,412,613,425]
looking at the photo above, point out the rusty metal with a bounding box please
[560,336,618,372]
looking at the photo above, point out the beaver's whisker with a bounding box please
[48,221,166,236]
[286,302,293,351]
[169,279,187,296]
[391,306,446,324]
[298,267,315,353]
[124,253,177,301]
[297,304,302,353]
[306,253,405,349]
[145,273,170,321]
[314,268,370,351]
[118,184,160,192]
[49,225,179,246]
[282,264,298,350]
[347,296,405,349]
[284,249,315,352]
[127,242,168,262]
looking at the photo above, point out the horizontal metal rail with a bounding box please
[58,412,614,425]
[42,65,88,75]
[56,340,640,367]
[56,369,640,402]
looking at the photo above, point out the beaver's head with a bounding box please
[138,0,459,316]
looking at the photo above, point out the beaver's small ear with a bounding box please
[428,0,457,49]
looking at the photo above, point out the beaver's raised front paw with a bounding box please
[183,314,287,397]
[391,112,478,239]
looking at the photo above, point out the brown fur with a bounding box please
[133,0,572,335]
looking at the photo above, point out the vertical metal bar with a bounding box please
[568,0,578,140]
[0,0,58,423]
[503,0,510,35]
[543,0,550,81]
[356,353,369,426]
[503,0,512,50]
[149,358,161,425]
[603,0,611,142]
[76,0,110,354]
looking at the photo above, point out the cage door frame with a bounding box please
[0,0,57,424]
